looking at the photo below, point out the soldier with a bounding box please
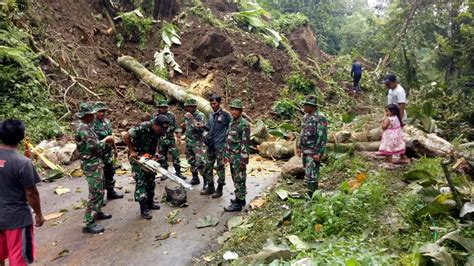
[92,102,123,200]
[123,115,170,219]
[154,99,184,179]
[200,95,231,198]
[181,99,208,186]
[296,96,328,198]
[223,99,251,212]
[75,103,114,234]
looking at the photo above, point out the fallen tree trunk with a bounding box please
[118,55,213,115]
[404,125,453,157]
[118,55,255,123]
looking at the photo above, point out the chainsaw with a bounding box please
[131,155,193,190]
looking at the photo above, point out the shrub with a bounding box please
[272,12,309,33]
[286,73,315,93]
[119,10,153,48]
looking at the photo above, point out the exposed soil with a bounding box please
[31,0,295,132]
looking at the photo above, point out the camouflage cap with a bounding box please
[156,99,169,107]
[184,98,197,107]
[301,96,317,107]
[94,101,110,112]
[76,103,96,118]
[229,99,244,109]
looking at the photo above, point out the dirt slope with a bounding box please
[31,0,302,128]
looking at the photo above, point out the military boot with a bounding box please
[200,183,215,195]
[224,198,245,212]
[230,196,246,205]
[139,201,152,219]
[307,181,318,198]
[147,199,161,210]
[174,164,186,180]
[211,184,224,198]
[96,211,112,220]
[189,172,200,185]
[107,189,124,200]
[82,224,104,234]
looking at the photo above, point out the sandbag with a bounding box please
[165,185,187,207]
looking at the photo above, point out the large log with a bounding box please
[118,55,213,115]
[404,125,453,157]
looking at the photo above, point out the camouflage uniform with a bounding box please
[224,114,251,201]
[184,110,208,177]
[128,122,161,202]
[75,108,106,227]
[299,98,328,187]
[155,111,181,170]
[92,117,115,191]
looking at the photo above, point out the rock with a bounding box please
[288,25,321,61]
[134,83,154,104]
[258,141,295,159]
[188,73,214,97]
[56,143,79,165]
[40,147,60,169]
[192,32,233,62]
[281,156,304,179]
[251,120,270,145]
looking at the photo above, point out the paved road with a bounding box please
[34,156,281,265]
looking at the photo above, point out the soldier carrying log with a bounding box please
[297,96,328,198]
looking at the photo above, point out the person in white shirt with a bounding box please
[384,74,407,124]
[383,74,410,164]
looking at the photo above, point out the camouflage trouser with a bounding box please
[186,143,207,175]
[303,155,320,182]
[229,161,247,200]
[158,138,180,169]
[131,161,156,202]
[83,163,105,226]
[204,146,226,186]
[102,149,116,191]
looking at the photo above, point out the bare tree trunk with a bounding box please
[118,55,213,115]
[153,0,180,19]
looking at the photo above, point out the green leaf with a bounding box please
[415,194,457,217]
[287,235,309,250]
[170,36,181,45]
[196,215,219,228]
[276,188,289,200]
[403,170,435,182]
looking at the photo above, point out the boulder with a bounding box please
[56,143,79,165]
[192,32,233,62]
[281,156,304,179]
[39,146,60,169]
[251,120,270,145]
[258,141,295,159]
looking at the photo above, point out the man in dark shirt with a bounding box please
[351,59,363,92]
[200,95,231,198]
[0,119,44,266]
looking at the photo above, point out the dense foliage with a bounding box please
[0,2,64,142]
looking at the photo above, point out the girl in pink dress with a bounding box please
[378,104,405,164]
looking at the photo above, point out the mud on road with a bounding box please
[34,155,282,265]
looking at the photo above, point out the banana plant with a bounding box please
[161,22,181,47]
[154,46,182,74]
